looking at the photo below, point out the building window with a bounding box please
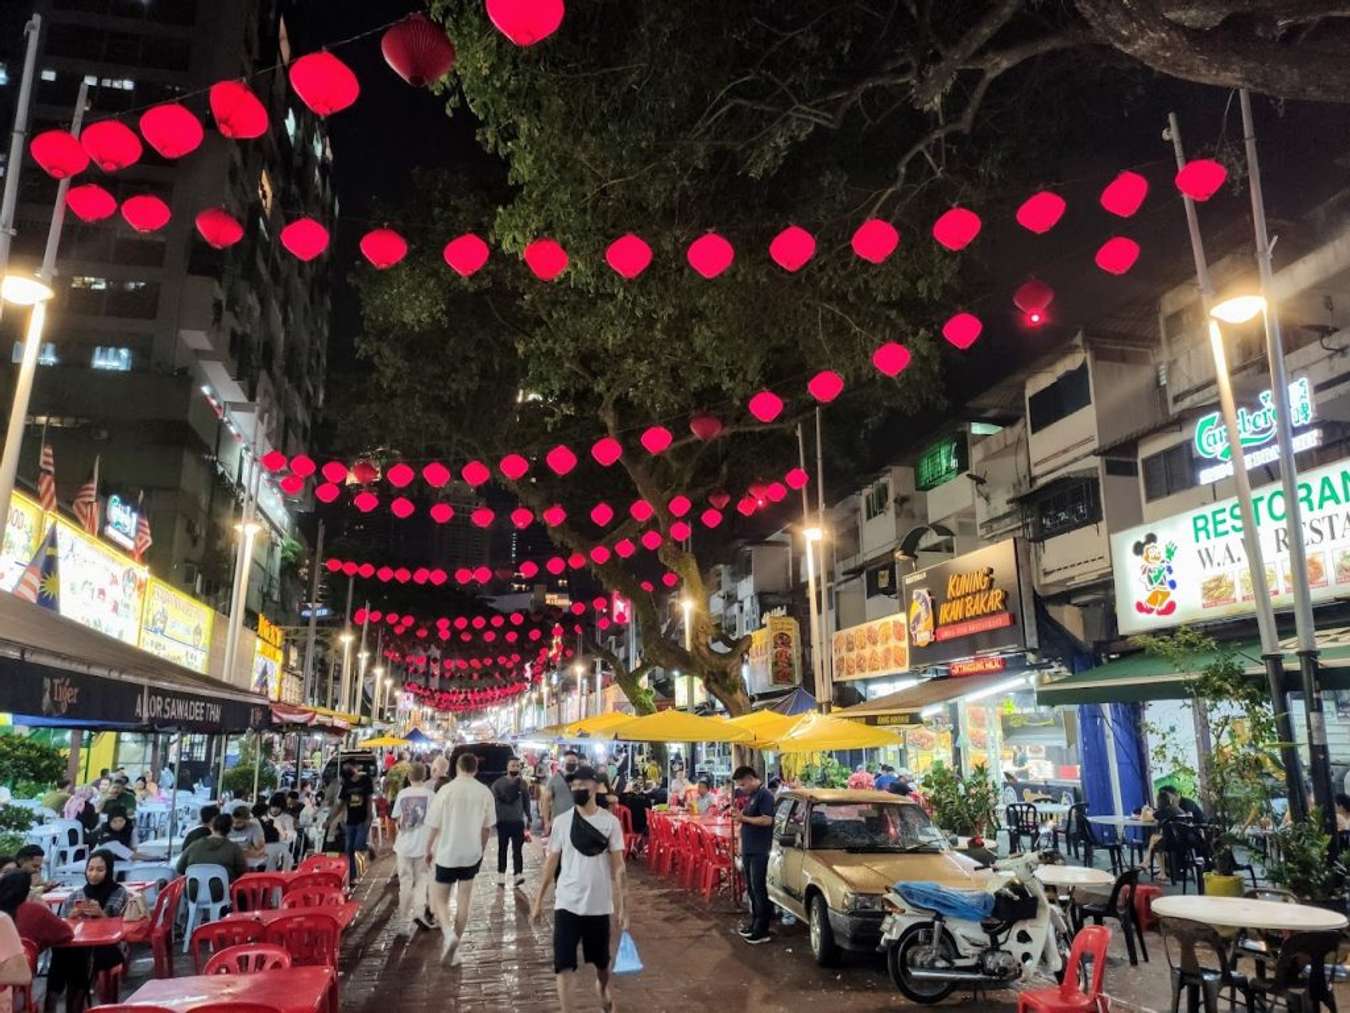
[39,69,56,82]
[1104,458,1138,477]
[91,346,132,371]
[11,343,59,366]
[863,479,890,521]
[1142,442,1198,501]
[1033,477,1101,539]
[1028,360,1091,433]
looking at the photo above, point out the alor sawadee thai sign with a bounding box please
[1114,455,1350,635]
[1192,376,1320,485]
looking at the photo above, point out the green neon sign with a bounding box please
[917,436,967,491]
[1193,377,1314,462]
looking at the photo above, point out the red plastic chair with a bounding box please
[699,832,736,902]
[190,919,265,974]
[122,876,184,978]
[182,1005,284,1013]
[284,871,344,897]
[610,804,642,859]
[281,887,345,909]
[297,854,348,880]
[646,814,671,872]
[680,823,706,890]
[229,872,288,913]
[1017,925,1112,1013]
[203,942,293,976]
[85,1006,175,1012]
[263,911,341,968]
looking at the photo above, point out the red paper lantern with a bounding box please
[769,225,815,272]
[289,51,360,117]
[430,502,455,523]
[784,467,809,490]
[629,500,654,523]
[1100,171,1148,218]
[396,568,412,584]
[1095,236,1140,275]
[30,130,88,179]
[524,239,568,281]
[670,521,692,541]
[454,569,471,585]
[943,312,983,350]
[591,437,622,466]
[605,234,652,279]
[545,445,577,476]
[639,426,672,455]
[486,0,565,46]
[138,103,203,159]
[359,228,407,269]
[688,414,723,441]
[382,462,412,488]
[662,572,680,589]
[354,491,379,513]
[542,505,567,527]
[546,557,566,575]
[391,497,416,519]
[470,507,495,528]
[290,455,315,478]
[280,475,305,496]
[807,370,844,404]
[80,121,141,172]
[931,207,981,251]
[640,581,655,593]
[342,561,359,577]
[324,559,342,573]
[120,195,171,234]
[872,341,911,378]
[412,568,428,584]
[498,454,529,480]
[748,390,783,423]
[209,81,269,140]
[474,566,492,583]
[614,539,636,558]
[568,552,586,570]
[260,450,287,472]
[352,460,379,484]
[766,481,787,503]
[195,208,244,249]
[590,503,614,526]
[519,560,539,578]
[709,491,731,509]
[381,13,456,87]
[510,507,534,529]
[701,508,723,527]
[314,482,340,503]
[461,460,491,487]
[66,184,117,223]
[443,234,490,277]
[1174,159,1227,202]
[422,461,451,487]
[1015,191,1066,234]
[687,233,734,279]
[668,495,691,517]
[851,219,899,264]
[1013,278,1055,326]
[640,531,663,551]
[321,461,348,483]
[378,566,395,582]
[280,218,329,262]
[590,546,611,565]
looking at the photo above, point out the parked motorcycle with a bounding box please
[880,852,1070,1004]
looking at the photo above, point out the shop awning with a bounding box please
[605,711,755,743]
[835,672,1016,723]
[771,712,907,752]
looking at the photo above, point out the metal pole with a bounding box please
[302,518,324,704]
[0,77,86,538]
[354,602,369,716]
[796,425,823,703]
[251,728,262,802]
[1167,111,1306,819]
[221,412,264,688]
[218,734,229,799]
[1239,90,1333,833]
[0,15,41,277]
[338,578,354,711]
[814,407,834,710]
[165,734,183,865]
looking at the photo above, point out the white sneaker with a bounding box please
[440,929,458,962]
[496,874,506,887]
[448,947,464,967]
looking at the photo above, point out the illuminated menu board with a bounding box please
[54,519,146,645]
[0,492,44,593]
[139,577,213,674]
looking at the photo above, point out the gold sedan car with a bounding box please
[766,788,985,966]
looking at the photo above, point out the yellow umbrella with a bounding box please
[606,710,755,743]
[358,735,410,748]
[769,712,906,753]
[727,710,802,744]
[561,711,637,737]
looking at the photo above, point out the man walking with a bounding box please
[425,753,495,964]
[391,762,434,933]
[541,749,579,835]
[491,756,531,889]
[338,763,374,881]
[531,764,626,1013]
[731,765,776,944]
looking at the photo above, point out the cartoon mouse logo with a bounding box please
[1132,532,1178,616]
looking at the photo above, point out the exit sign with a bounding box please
[916,436,968,491]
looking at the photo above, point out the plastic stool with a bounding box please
[1135,883,1163,931]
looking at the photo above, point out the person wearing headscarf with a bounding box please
[86,806,135,856]
[0,870,70,954]
[63,788,98,834]
[49,851,137,1011]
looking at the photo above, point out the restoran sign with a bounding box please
[1114,456,1350,635]
[1193,376,1320,484]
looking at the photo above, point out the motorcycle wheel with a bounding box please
[887,924,959,1004]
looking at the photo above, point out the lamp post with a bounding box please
[356,650,369,720]
[337,632,355,715]
[804,527,830,709]
[573,662,585,721]
[220,520,261,687]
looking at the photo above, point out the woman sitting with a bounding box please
[48,851,144,1012]
[63,789,98,836]
[0,869,71,955]
[86,808,136,858]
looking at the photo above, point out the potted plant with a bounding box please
[922,762,1000,841]
[1267,813,1349,911]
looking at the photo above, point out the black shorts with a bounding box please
[553,908,611,973]
[434,860,482,884]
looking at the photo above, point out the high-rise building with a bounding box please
[0,0,333,621]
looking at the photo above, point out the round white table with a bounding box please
[1152,895,1348,931]
[1030,803,1072,817]
[1034,865,1115,888]
[1087,815,1156,829]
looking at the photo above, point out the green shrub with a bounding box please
[922,762,1000,838]
[221,763,278,800]
[0,805,35,836]
[0,833,25,858]
[0,735,64,789]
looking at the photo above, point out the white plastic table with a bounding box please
[1087,815,1156,829]
[1152,895,1348,931]
[1034,865,1115,888]
[135,836,189,860]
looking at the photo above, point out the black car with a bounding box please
[448,742,517,787]
[320,749,379,788]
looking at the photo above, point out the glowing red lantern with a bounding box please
[30,130,88,179]
[354,491,379,513]
[80,121,141,172]
[519,560,539,578]
[430,502,455,523]
[382,13,456,87]
[740,495,762,517]
[209,81,269,140]
[383,462,412,488]
[353,460,379,484]
[605,234,652,279]
[670,521,692,541]
[784,467,809,490]
[545,445,577,476]
[261,450,287,472]
[395,568,411,583]
[1095,236,1140,275]
[640,581,655,593]
[422,462,450,487]
[590,503,614,526]
[590,546,611,565]
[359,228,407,269]
[280,475,305,496]
[413,568,428,584]
[662,572,680,589]
[195,208,244,249]
[324,559,342,574]
[342,561,358,577]
[709,491,731,509]
[454,569,471,585]
[443,234,489,277]
[470,507,494,528]
[546,557,566,575]
[314,482,340,503]
[120,195,171,234]
[629,500,654,523]
[289,51,360,117]
[459,460,489,487]
[474,566,492,583]
[542,505,567,527]
[524,239,568,281]
[769,226,815,272]
[614,539,636,558]
[486,0,564,46]
[378,566,395,582]
[510,507,534,529]
[943,312,983,350]
[1100,171,1148,218]
[639,426,672,455]
[748,390,783,423]
[932,207,981,251]
[668,495,691,517]
[640,531,663,551]
[568,552,586,570]
[807,370,844,404]
[1015,191,1066,234]
[1174,159,1227,202]
[687,233,734,279]
[138,103,203,159]
[391,497,415,519]
[280,218,329,261]
[1013,278,1055,327]
[591,437,622,466]
[688,414,722,441]
[766,481,787,503]
[872,342,911,378]
[321,461,348,483]
[851,219,899,264]
[290,455,315,478]
[66,184,117,223]
[499,454,529,480]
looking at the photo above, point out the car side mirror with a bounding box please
[779,827,801,849]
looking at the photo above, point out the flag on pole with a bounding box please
[133,491,152,562]
[37,443,56,513]
[13,525,59,611]
[73,457,99,535]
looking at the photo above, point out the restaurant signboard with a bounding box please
[0,492,44,593]
[54,519,146,646]
[832,613,909,682]
[139,578,213,674]
[253,614,285,699]
[745,615,801,693]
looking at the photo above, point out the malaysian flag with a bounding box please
[37,443,56,513]
[132,491,152,563]
[72,457,98,535]
[13,525,59,611]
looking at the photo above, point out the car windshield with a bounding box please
[808,802,947,852]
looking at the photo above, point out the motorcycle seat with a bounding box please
[980,918,1010,933]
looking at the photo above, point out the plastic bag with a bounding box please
[612,930,643,974]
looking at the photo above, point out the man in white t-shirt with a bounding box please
[391,761,435,933]
[531,764,627,1013]
[425,752,495,964]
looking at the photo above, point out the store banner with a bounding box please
[745,615,801,694]
[0,655,142,724]
[136,684,270,731]
[253,614,285,699]
[1113,456,1350,635]
[139,578,213,674]
[0,492,44,593]
[901,538,1037,669]
[832,613,909,682]
[53,518,147,645]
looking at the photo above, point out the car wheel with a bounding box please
[808,894,839,967]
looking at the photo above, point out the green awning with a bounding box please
[1035,628,1350,707]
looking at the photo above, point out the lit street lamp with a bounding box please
[573,661,585,720]
[337,631,355,714]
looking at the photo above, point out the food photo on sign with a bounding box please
[831,614,909,681]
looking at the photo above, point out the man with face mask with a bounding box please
[541,750,580,837]
[490,756,532,889]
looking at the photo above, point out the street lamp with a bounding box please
[801,525,826,708]
[1209,294,1266,325]
[338,631,354,714]
[573,661,585,721]
[220,520,264,691]
[0,272,57,542]
[1,274,54,306]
